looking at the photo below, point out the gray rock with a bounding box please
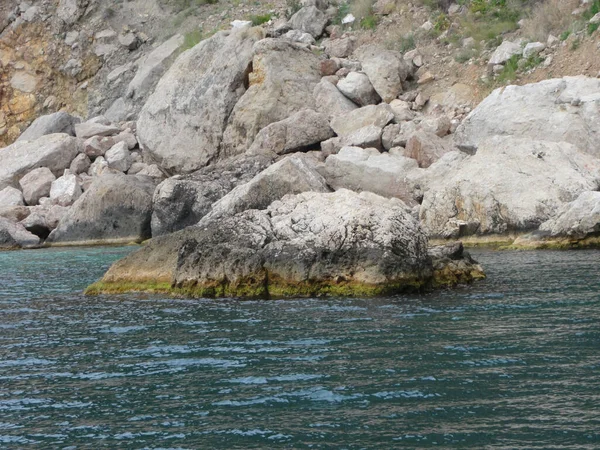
[126,34,185,101]
[21,207,50,239]
[389,99,416,122]
[313,79,358,119]
[19,167,56,205]
[336,72,381,106]
[88,156,109,177]
[354,45,410,102]
[0,134,79,191]
[455,77,600,158]
[420,136,600,238]
[247,109,334,155]
[113,130,137,150]
[523,42,545,58]
[488,40,522,65]
[321,146,419,205]
[200,154,331,225]
[119,32,140,50]
[151,154,273,236]
[17,112,80,142]
[221,38,321,159]
[341,125,383,149]
[0,205,30,223]
[324,37,356,58]
[47,173,156,245]
[538,191,600,238]
[105,141,132,172]
[287,6,328,37]
[0,186,24,208]
[137,28,264,174]
[50,171,82,206]
[0,217,39,249]
[136,164,166,180]
[83,136,115,158]
[284,29,316,45]
[330,103,395,136]
[75,120,120,140]
[69,153,91,175]
[403,131,453,168]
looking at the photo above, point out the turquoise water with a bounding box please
[0,247,599,449]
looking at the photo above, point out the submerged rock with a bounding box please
[87,190,484,297]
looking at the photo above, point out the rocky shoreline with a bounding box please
[2,1,600,297]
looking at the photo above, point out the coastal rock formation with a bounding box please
[151,154,273,236]
[420,136,600,238]
[538,191,600,238]
[47,173,156,245]
[89,189,483,297]
[0,217,39,249]
[455,77,600,157]
[137,28,263,173]
[17,112,80,142]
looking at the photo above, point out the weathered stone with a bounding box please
[538,191,600,238]
[313,79,358,118]
[83,136,115,158]
[320,59,340,76]
[0,134,79,191]
[247,109,334,155]
[336,72,381,106]
[151,154,273,236]
[488,40,522,65]
[330,104,394,136]
[284,29,315,45]
[18,167,56,205]
[50,171,82,206]
[69,153,91,175]
[221,38,321,159]
[321,146,419,204]
[105,141,132,173]
[455,77,600,157]
[354,45,410,102]
[137,28,264,174]
[287,6,328,37]
[523,42,545,58]
[47,173,156,245]
[420,136,600,238]
[404,131,453,168]
[118,32,140,50]
[137,164,165,179]
[341,125,383,149]
[21,207,50,239]
[323,37,356,58]
[0,205,30,222]
[0,217,39,249]
[200,154,331,225]
[75,120,120,139]
[0,186,24,208]
[17,112,80,142]
[88,156,109,177]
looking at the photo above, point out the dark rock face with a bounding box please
[151,154,274,236]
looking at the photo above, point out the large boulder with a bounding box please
[0,217,40,249]
[90,190,435,297]
[247,109,334,155]
[321,146,419,205]
[200,154,331,224]
[0,134,79,191]
[221,39,321,157]
[47,173,156,245]
[403,131,453,168]
[17,112,80,142]
[19,167,56,205]
[455,77,600,157]
[137,28,263,174]
[49,171,82,206]
[420,136,600,238]
[151,154,273,236]
[354,45,411,102]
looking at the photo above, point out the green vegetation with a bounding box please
[249,13,272,25]
[182,29,204,49]
[161,0,218,13]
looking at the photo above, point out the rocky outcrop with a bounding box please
[151,154,273,236]
[220,38,321,157]
[313,79,358,118]
[0,134,79,190]
[137,28,264,174]
[0,217,39,249]
[538,191,600,239]
[47,173,156,245]
[420,136,600,238]
[354,45,411,103]
[455,77,600,158]
[89,190,473,297]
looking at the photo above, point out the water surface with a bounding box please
[0,247,599,448]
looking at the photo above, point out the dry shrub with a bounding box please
[521,0,580,41]
[351,0,374,22]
